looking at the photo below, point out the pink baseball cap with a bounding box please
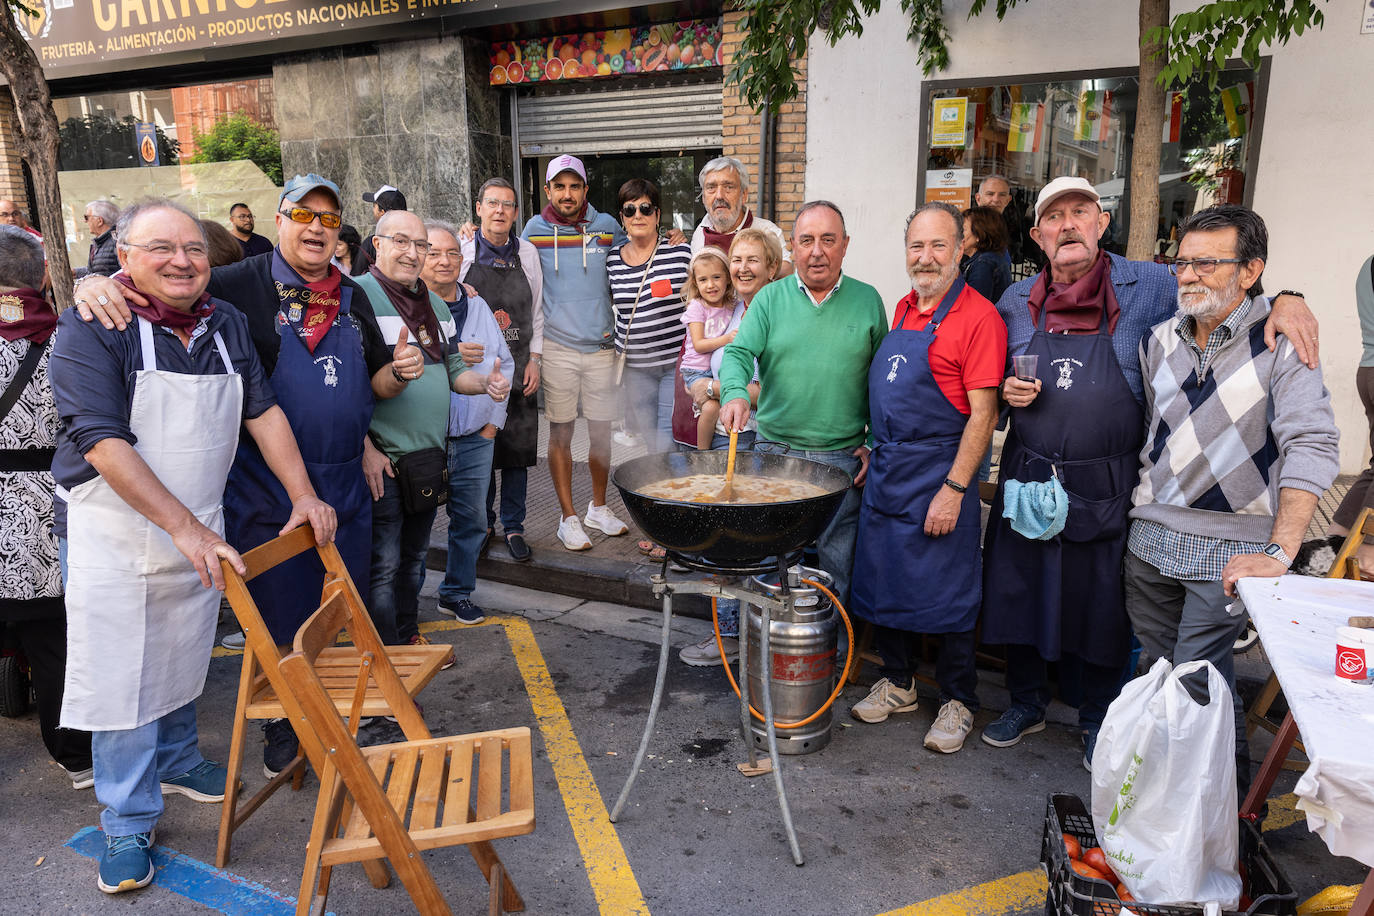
[545,155,587,184]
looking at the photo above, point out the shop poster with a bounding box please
[931,97,968,148]
[489,20,723,85]
[924,169,973,208]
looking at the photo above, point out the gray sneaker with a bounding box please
[923,700,974,753]
[679,635,739,667]
[850,677,919,723]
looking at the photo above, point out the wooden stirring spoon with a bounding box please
[716,427,740,503]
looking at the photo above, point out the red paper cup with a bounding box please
[1335,627,1374,683]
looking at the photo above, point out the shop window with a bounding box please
[919,66,1263,276]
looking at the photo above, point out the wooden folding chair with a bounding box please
[216,525,452,868]
[279,588,534,915]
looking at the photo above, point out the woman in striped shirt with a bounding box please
[607,179,692,453]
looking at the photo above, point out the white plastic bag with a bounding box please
[1090,658,1241,907]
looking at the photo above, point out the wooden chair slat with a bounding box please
[410,745,448,832]
[475,737,504,822]
[444,740,475,827]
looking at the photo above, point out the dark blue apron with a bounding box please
[980,295,1143,666]
[224,281,374,645]
[851,280,981,634]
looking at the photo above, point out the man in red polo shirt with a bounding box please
[847,201,1007,754]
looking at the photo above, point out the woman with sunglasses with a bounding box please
[606,179,692,454]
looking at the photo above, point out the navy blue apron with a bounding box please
[851,279,981,633]
[224,280,374,645]
[466,257,537,468]
[980,294,1143,667]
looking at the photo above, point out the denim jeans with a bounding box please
[874,625,980,711]
[708,431,756,635]
[623,363,678,454]
[369,472,439,644]
[709,430,758,451]
[753,439,863,606]
[92,700,202,836]
[440,434,494,608]
[487,467,528,534]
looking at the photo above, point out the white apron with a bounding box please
[61,317,243,731]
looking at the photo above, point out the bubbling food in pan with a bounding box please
[639,474,830,504]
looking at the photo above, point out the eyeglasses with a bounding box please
[621,203,657,218]
[279,206,342,229]
[481,198,518,210]
[121,240,209,260]
[375,234,431,255]
[430,248,461,260]
[1168,258,1247,277]
[702,181,739,195]
[0,210,20,219]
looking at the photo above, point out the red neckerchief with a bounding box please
[0,287,57,344]
[541,201,589,228]
[1026,251,1120,334]
[701,210,754,252]
[113,273,214,333]
[298,268,342,354]
[368,266,444,362]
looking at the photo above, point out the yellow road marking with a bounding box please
[875,869,1047,916]
[1263,792,1308,832]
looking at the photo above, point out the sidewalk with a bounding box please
[430,413,1358,613]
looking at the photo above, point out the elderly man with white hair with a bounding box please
[84,199,121,276]
[690,156,792,277]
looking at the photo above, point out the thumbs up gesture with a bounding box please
[392,330,422,382]
[485,356,511,402]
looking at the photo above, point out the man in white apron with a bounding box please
[48,200,336,896]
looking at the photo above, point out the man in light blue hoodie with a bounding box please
[423,221,514,624]
[521,155,630,551]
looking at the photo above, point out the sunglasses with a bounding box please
[621,203,657,218]
[279,206,342,229]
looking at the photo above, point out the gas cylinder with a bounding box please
[743,566,837,755]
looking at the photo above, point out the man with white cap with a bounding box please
[520,155,630,550]
[978,176,1319,767]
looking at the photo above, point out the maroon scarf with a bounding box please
[368,266,444,363]
[1027,251,1120,335]
[0,287,57,344]
[113,273,214,333]
[541,201,589,229]
[701,209,754,253]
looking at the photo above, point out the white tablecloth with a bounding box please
[1237,575,1374,867]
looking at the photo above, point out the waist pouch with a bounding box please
[394,447,448,514]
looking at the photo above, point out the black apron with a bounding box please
[980,297,1143,667]
[851,280,982,634]
[466,258,537,468]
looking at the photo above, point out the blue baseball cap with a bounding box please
[279,174,342,209]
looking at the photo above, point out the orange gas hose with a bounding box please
[712,577,854,729]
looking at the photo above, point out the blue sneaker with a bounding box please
[160,760,228,803]
[1082,729,1099,772]
[97,830,155,894]
[980,705,1047,748]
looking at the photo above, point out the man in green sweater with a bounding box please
[719,201,888,603]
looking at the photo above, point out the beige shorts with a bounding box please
[541,339,618,424]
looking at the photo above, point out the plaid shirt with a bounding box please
[1127,518,1266,581]
[1174,296,1253,378]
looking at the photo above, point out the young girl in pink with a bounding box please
[679,246,739,449]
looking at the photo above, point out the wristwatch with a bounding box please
[1262,542,1292,569]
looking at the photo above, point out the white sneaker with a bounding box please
[63,765,95,790]
[679,635,739,667]
[923,699,975,753]
[584,502,628,536]
[850,677,920,723]
[220,631,246,650]
[613,430,642,447]
[558,515,592,551]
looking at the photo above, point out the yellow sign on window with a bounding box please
[931,97,968,148]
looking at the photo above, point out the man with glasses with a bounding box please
[979,176,1320,770]
[1125,204,1338,789]
[227,202,273,258]
[355,208,509,660]
[70,174,406,775]
[48,198,336,896]
[0,199,41,241]
[460,178,543,562]
[690,156,792,277]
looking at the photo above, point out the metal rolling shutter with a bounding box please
[516,80,723,156]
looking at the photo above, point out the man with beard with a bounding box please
[979,177,1318,769]
[847,203,1006,754]
[689,156,793,277]
[1125,204,1337,786]
[228,203,273,259]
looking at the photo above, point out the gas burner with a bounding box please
[664,550,804,577]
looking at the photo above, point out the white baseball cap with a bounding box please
[545,155,587,184]
[1034,176,1100,224]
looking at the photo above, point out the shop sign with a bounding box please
[488,20,723,86]
[930,97,967,148]
[924,168,972,208]
[15,0,525,80]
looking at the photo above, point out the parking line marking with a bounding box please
[64,825,327,915]
[875,868,1047,916]
[1263,793,1307,832]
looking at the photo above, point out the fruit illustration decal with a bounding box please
[489,19,724,85]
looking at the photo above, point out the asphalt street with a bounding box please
[0,571,1365,915]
